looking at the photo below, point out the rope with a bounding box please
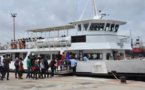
[112,72,119,81]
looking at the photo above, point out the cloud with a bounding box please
[0,0,145,45]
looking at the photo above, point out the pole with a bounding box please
[13,17,15,40]
[11,13,17,41]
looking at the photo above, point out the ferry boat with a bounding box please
[0,0,145,77]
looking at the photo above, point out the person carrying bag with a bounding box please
[18,58,23,79]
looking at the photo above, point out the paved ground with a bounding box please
[0,73,145,90]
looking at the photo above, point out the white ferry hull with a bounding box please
[77,60,145,75]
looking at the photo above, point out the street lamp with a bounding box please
[11,13,17,41]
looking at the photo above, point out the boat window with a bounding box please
[84,23,89,31]
[115,25,119,32]
[85,53,103,60]
[105,23,110,31]
[71,35,86,43]
[90,23,104,31]
[74,53,80,60]
[111,24,115,31]
[78,24,81,31]
[106,53,114,60]
[23,53,27,60]
[34,54,51,59]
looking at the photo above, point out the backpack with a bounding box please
[14,60,19,66]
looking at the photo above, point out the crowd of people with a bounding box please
[10,37,42,49]
[0,52,78,81]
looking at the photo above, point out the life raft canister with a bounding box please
[11,42,16,49]
[3,45,8,50]
[19,42,24,49]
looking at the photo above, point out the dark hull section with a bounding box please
[76,72,145,81]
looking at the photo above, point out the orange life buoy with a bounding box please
[19,42,24,49]
[11,42,16,49]
[3,45,7,50]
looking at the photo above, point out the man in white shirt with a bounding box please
[70,55,77,76]
[0,56,4,67]
[84,54,89,61]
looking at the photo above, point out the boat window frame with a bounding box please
[78,24,82,31]
[105,23,111,31]
[114,24,119,32]
[83,23,89,31]
[111,24,115,31]
[89,23,105,31]
[84,53,103,60]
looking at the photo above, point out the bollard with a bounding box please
[120,76,127,84]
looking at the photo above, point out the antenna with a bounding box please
[79,0,90,21]
[79,0,108,20]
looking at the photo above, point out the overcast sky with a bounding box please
[0,0,145,44]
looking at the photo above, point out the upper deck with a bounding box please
[0,19,131,52]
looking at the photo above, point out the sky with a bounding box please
[0,0,145,44]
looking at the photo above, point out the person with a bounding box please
[40,58,45,78]
[56,52,62,71]
[44,57,49,78]
[1,55,11,80]
[83,54,89,61]
[50,57,56,78]
[61,52,65,70]
[70,55,77,76]
[22,38,25,49]
[0,57,2,77]
[33,60,39,80]
[37,55,41,78]
[0,56,4,78]
[26,56,31,79]
[30,56,35,78]
[14,57,19,78]
[117,54,122,60]
[18,58,23,79]
[65,52,70,69]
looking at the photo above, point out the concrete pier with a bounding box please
[0,73,145,90]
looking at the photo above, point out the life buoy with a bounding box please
[3,45,7,50]
[11,42,16,49]
[19,42,24,49]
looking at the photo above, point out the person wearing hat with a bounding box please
[83,54,89,61]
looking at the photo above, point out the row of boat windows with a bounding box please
[78,23,119,32]
[10,52,124,61]
[40,53,103,60]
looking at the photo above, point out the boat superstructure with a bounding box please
[0,0,145,77]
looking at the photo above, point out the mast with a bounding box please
[92,0,97,16]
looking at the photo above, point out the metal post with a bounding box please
[67,29,68,37]
[49,31,50,38]
[28,32,29,38]
[11,13,17,40]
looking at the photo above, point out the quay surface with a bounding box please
[0,73,145,90]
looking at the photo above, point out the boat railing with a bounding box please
[0,34,130,50]
[0,36,71,50]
